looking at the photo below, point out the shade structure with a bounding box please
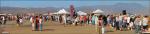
[42,13,48,15]
[51,12,58,15]
[57,9,69,14]
[92,9,104,14]
[8,14,12,15]
[77,11,87,15]
[0,14,6,15]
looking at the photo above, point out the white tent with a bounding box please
[92,9,104,14]
[57,9,69,14]
[0,14,6,15]
[8,14,12,15]
[77,11,87,15]
[50,12,58,15]
[43,13,48,15]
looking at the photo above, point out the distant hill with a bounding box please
[0,3,149,15]
[0,7,58,14]
[76,3,149,15]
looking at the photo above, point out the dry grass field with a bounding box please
[0,20,134,34]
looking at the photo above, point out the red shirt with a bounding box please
[84,16,87,21]
[80,16,83,21]
[35,18,39,23]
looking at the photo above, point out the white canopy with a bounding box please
[77,11,87,15]
[8,14,12,15]
[57,9,69,14]
[0,14,6,15]
[43,13,48,15]
[50,12,58,15]
[92,9,104,14]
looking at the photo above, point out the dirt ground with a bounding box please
[0,20,134,34]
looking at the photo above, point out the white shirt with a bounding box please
[75,17,79,22]
[127,17,130,23]
[2,16,5,20]
[62,15,66,24]
[30,17,33,22]
[39,19,42,24]
[20,19,23,23]
[116,17,119,21]
[134,18,142,26]
[119,16,123,21]
[142,18,148,26]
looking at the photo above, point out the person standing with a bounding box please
[142,16,148,31]
[98,15,104,34]
[92,15,96,25]
[79,16,84,25]
[30,16,35,31]
[94,15,99,33]
[115,16,120,30]
[2,16,7,25]
[134,16,142,34]
[122,15,128,31]
[16,16,20,26]
[127,16,131,30]
[129,15,135,30]
[83,16,87,25]
[73,16,79,26]
[59,15,62,24]
[35,16,39,31]
[88,15,92,25]
[39,16,43,31]
[19,17,23,26]
[62,15,66,24]
[118,14,123,31]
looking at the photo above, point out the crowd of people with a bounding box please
[0,13,150,34]
[53,13,150,34]
[29,16,43,31]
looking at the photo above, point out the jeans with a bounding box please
[92,20,95,25]
[135,25,141,33]
[119,20,123,28]
[115,21,120,30]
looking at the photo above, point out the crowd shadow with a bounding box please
[42,29,55,31]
